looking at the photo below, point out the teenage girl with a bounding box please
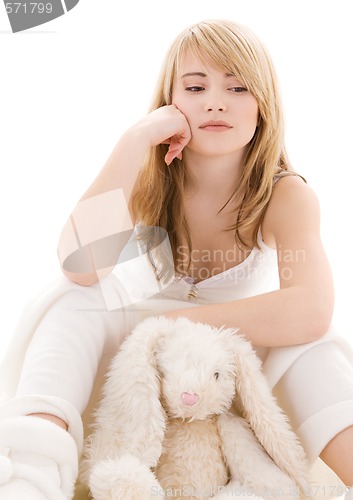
[0,19,352,499]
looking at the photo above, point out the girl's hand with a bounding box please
[137,105,191,165]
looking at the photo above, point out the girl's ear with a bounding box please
[229,332,311,495]
[81,316,173,477]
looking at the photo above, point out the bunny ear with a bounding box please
[230,333,311,494]
[82,316,173,476]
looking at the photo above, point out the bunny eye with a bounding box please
[214,372,220,380]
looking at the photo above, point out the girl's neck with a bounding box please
[183,149,245,202]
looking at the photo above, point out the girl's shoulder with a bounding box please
[271,172,316,201]
[273,171,307,187]
[262,173,321,247]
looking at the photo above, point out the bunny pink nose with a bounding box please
[181,392,199,406]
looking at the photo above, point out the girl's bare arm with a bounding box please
[57,106,191,286]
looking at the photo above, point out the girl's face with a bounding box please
[172,53,259,161]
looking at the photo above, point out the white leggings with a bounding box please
[274,343,353,460]
[12,276,353,462]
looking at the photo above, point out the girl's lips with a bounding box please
[200,125,232,132]
[199,120,233,131]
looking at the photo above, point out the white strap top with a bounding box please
[115,228,279,306]
[159,230,279,304]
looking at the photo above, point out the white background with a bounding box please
[0,0,352,362]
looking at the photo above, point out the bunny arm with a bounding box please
[230,331,311,496]
[79,318,171,486]
[215,412,298,499]
[89,454,165,500]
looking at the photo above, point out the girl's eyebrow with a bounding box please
[181,72,207,78]
[181,72,238,79]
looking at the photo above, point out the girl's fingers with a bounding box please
[164,147,182,165]
[164,129,191,164]
[165,142,183,165]
[164,150,177,165]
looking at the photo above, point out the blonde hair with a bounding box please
[132,19,301,278]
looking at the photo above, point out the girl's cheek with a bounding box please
[171,97,183,109]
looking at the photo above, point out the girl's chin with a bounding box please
[184,145,244,159]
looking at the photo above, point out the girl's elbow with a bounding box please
[308,320,331,342]
[60,266,100,287]
[306,302,334,342]
[58,243,109,286]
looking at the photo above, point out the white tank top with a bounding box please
[159,230,279,304]
[115,229,279,306]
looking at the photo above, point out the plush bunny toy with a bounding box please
[80,316,311,500]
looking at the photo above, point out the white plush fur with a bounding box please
[90,455,163,500]
[81,316,311,499]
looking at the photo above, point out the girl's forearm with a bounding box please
[57,127,149,285]
[165,286,333,347]
[79,126,150,203]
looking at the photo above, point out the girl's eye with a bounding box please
[229,87,248,93]
[185,86,247,94]
[185,86,204,92]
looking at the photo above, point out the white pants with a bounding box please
[9,275,353,463]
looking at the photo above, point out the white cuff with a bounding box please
[0,394,83,453]
[0,415,79,499]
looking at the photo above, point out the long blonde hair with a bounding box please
[132,19,299,277]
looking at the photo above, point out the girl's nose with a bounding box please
[181,392,199,406]
[206,105,226,112]
[204,96,226,112]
